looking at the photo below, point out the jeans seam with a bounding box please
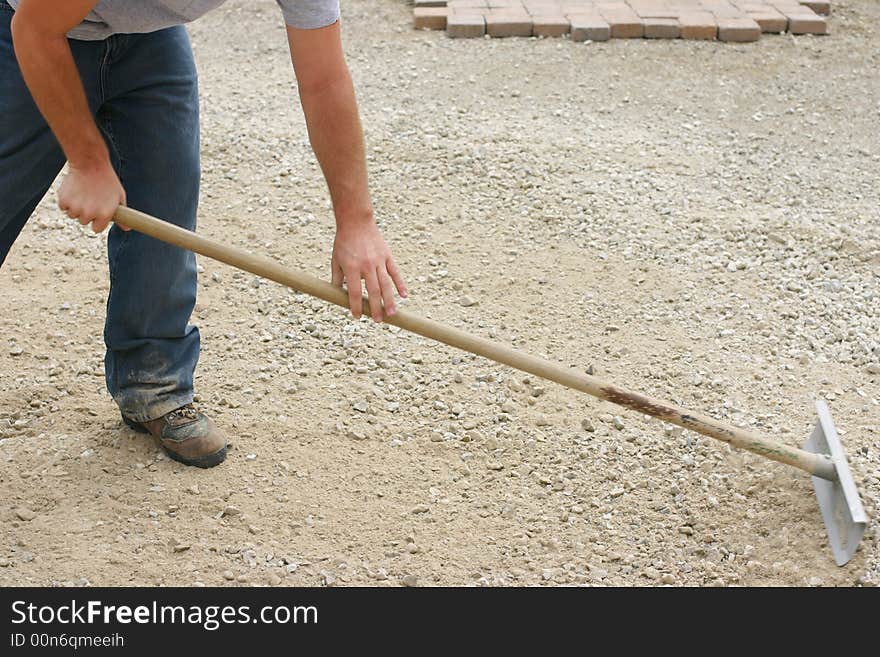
[98,37,112,105]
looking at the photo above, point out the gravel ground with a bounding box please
[1,0,877,587]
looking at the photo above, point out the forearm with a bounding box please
[286,20,406,319]
[298,71,373,227]
[11,6,107,168]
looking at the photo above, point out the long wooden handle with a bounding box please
[113,206,837,481]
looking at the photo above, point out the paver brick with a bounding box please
[532,14,572,36]
[787,10,828,34]
[486,13,535,36]
[643,17,680,37]
[717,16,761,40]
[524,0,565,12]
[414,7,448,30]
[488,7,532,16]
[447,0,488,8]
[732,2,769,11]
[747,8,787,32]
[628,0,677,18]
[561,1,600,7]
[447,13,487,37]
[570,14,612,40]
[599,8,644,37]
[764,0,803,11]
[679,11,717,39]
[449,7,491,15]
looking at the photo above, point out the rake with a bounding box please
[113,206,868,566]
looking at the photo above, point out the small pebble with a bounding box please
[15,508,36,522]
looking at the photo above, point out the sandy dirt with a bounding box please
[1,0,878,586]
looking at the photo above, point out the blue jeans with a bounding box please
[0,2,201,422]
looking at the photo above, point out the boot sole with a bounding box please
[122,414,228,469]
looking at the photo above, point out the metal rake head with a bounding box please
[803,400,868,566]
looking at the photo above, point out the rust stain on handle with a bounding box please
[599,386,680,423]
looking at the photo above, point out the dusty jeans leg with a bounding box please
[0,3,103,266]
[98,26,201,422]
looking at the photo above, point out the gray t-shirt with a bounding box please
[7,1,340,40]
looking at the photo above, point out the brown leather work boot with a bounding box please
[122,404,227,468]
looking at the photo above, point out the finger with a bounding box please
[81,207,100,229]
[345,269,363,319]
[386,258,408,298]
[363,269,383,323]
[92,215,111,233]
[377,266,397,317]
[97,206,117,232]
[331,258,343,288]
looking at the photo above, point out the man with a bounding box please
[1,0,407,467]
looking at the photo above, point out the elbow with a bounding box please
[9,10,25,42]
[9,12,35,59]
[9,9,38,40]
[10,10,67,47]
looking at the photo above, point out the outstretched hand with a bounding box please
[331,221,407,323]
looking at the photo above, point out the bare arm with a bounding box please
[286,21,407,321]
[12,0,125,231]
